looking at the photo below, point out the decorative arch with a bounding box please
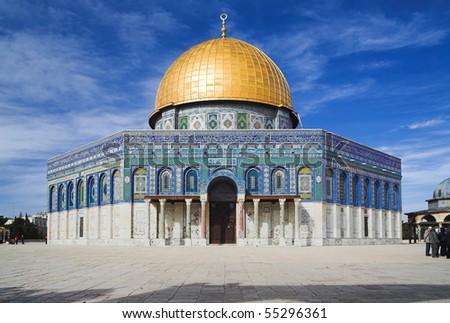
[77,179,85,208]
[362,178,370,208]
[246,168,260,194]
[383,183,389,210]
[339,172,347,204]
[272,168,286,194]
[133,168,148,197]
[374,181,380,209]
[57,184,65,211]
[67,181,75,209]
[444,215,450,222]
[352,175,359,206]
[421,214,437,223]
[49,186,56,212]
[158,168,172,194]
[204,169,242,194]
[298,167,312,195]
[185,168,199,193]
[87,176,96,207]
[392,184,399,211]
[111,170,121,202]
[326,168,334,201]
[99,173,108,203]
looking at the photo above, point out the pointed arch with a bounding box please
[185,168,199,193]
[362,178,370,208]
[67,181,75,209]
[77,179,85,208]
[272,168,286,194]
[298,167,312,195]
[134,168,148,196]
[374,181,380,209]
[246,168,260,194]
[57,184,65,211]
[339,172,347,204]
[352,175,359,206]
[158,168,172,194]
[112,170,121,202]
[99,173,108,203]
[87,176,96,207]
[326,168,334,201]
[49,186,56,212]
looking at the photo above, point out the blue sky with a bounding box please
[0,0,449,217]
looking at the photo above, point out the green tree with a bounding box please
[6,216,41,239]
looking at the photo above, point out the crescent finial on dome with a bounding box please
[220,13,228,38]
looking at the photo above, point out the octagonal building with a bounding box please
[47,17,402,246]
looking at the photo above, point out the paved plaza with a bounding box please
[0,243,449,303]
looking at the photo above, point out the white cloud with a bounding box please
[408,119,445,129]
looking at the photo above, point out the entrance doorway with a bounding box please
[208,177,237,244]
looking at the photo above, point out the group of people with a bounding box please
[424,226,449,258]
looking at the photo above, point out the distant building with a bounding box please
[31,213,47,237]
[406,178,450,229]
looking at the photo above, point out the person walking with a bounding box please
[429,227,440,258]
[438,227,448,257]
[20,234,25,244]
[424,226,432,256]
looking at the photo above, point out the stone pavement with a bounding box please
[0,243,449,303]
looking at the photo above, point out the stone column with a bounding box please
[56,212,60,240]
[109,204,114,240]
[387,210,393,239]
[367,209,374,239]
[345,206,352,239]
[253,199,260,244]
[279,198,286,246]
[378,211,385,239]
[184,199,192,246]
[145,199,151,243]
[200,195,207,240]
[158,199,166,243]
[48,213,52,241]
[65,210,69,240]
[97,206,101,240]
[294,198,301,246]
[237,195,245,244]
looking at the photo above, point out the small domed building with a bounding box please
[47,16,402,246]
[406,178,450,229]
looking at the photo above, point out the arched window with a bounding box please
[362,178,369,208]
[383,183,389,209]
[78,180,85,207]
[67,182,75,209]
[49,186,56,212]
[159,169,172,194]
[112,170,121,202]
[374,181,380,209]
[134,168,148,195]
[185,169,198,193]
[326,169,334,201]
[352,175,359,205]
[246,169,259,193]
[273,169,285,194]
[339,173,347,203]
[298,167,312,194]
[58,184,65,211]
[392,184,399,210]
[99,174,108,203]
[88,177,96,207]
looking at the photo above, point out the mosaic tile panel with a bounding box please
[237,113,248,129]
[207,113,218,129]
[179,116,188,129]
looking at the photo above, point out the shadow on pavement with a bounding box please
[2,283,450,303]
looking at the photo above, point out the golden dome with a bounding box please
[150,37,294,125]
